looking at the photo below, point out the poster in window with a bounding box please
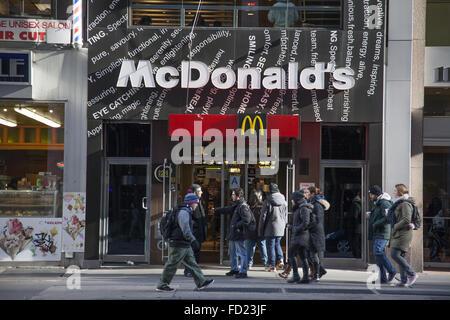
[62,193,86,252]
[0,218,62,261]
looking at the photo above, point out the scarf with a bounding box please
[387,194,409,228]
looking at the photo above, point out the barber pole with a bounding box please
[72,0,82,47]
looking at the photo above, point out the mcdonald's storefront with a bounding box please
[84,0,393,269]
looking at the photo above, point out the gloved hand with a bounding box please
[191,240,201,252]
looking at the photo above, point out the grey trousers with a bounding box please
[390,247,416,284]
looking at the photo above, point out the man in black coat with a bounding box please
[214,188,253,278]
[281,190,312,284]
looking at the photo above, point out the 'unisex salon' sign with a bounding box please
[87,0,386,139]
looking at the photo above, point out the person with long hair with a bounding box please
[386,184,418,287]
[246,189,268,269]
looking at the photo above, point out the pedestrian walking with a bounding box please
[184,184,207,277]
[259,183,288,272]
[246,189,268,269]
[306,187,329,281]
[280,190,312,283]
[386,184,419,287]
[367,185,397,284]
[156,193,214,292]
[214,188,253,278]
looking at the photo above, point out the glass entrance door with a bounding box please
[321,165,367,268]
[102,159,151,262]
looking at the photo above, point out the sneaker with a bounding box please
[406,274,418,287]
[156,285,175,292]
[267,267,276,272]
[247,265,252,270]
[393,282,407,288]
[196,279,214,291]
[184,271,192,277]
[235,273,248,279]
[276,261,284,270]
[226,270,239,276]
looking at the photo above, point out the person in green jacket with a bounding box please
[367,185,397,284]
[386,184,418,287]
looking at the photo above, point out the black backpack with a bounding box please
[410,203,422,230]
[247,209,257,232]
[159,208,179,239]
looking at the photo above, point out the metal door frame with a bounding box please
[320,161,369,270]
[100,157,152,263]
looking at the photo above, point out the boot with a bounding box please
[298,264,310,284]
[287,258,300,283]
[278,264,292,280]
[311,262,320,282]
[319,265,327,279]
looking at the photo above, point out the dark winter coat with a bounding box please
[215,199,253,241]
[192,201,207,243]
[389,196,415,252]
[290,199,312,248]
[259,192,288,237]
[309,196,328,252]
[368,193,392,241]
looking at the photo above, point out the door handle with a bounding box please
[142,197,148,210]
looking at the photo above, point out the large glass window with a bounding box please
[424,88,450,117]
[0,102,64,217]
[423,147,450,264]
[426,0,450,46]
[321,125,366,160]
[105,123,151,157]
[0,0,54,17]
[130,0,342,28]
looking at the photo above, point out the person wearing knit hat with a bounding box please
[368,185,382,197]
[184,184,208,278]
[156,192,214,292]
[367,185,396,284]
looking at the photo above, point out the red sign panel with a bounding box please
[169,114,299,138]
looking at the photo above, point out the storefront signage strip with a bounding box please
[117,60,355,91]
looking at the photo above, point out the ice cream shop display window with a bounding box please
[0,102,64,218]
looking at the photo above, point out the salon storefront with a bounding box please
[84,0,393,269]
[0,0,87,266]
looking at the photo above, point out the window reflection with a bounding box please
[0,0,53,16]
[130,0,341,28]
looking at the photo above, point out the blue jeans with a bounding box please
[246,239,268,267]
[373,238,396,282]
[229,240,248,274]
[266,236,284,268]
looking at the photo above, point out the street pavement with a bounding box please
[1,264,450,301]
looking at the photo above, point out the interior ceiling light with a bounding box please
[14,108,61,128]
[0,117,17,127]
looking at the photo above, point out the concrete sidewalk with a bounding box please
[0,264,449,300]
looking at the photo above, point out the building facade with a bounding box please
[0,0,433,273]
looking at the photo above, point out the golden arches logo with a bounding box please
[241,116,265,136]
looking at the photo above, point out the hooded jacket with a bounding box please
[259,192,288,237]
[290,198,312,247]
[389,195,416,252]
[368,192,392,241]
[309,195,328,252]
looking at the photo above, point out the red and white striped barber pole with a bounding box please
[72,0,82,47]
